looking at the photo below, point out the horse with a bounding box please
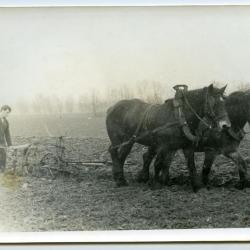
[201,90,250,188]
[106,84,230,191]
[138,90,250,190]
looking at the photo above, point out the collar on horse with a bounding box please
[114,85,218,159]
[133,85,215,144]
[173,85,213,143]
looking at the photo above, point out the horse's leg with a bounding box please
[108,145,127,186]
[225,151,248,189]
[109,143,130,187]
[152,150,165,189]
[183,148,201,192]
[160,151,175,186]
[137,146,156,183]
[202,149,217,187]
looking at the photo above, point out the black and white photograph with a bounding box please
[1,1,250,241]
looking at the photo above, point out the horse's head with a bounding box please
[226,90,250,129]
[204,84,231,130]
[241,91,250,126]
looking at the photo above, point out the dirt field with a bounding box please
[1,114,250,231]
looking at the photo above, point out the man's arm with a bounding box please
[5,122,12,146]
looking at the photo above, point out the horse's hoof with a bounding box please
[192,187,199,193]
[136,172,149,183]
[116,179,128,187]
[202,177,209,187]
[191,178,203,192]
[151,181,162,190]
[242,179,250,188]
[235,181,245,190]
[162,178,172,186]
[192,183,202,193]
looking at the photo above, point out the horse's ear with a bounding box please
[208,84,214,94]
[219,84,227,94]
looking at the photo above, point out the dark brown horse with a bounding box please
[201,90,250,188]
[106,84,230,191]
[139,90,250,190]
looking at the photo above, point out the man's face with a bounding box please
[1,110,10,118]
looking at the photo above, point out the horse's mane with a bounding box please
[227,90,250,105]
[226,90,250,127]
[164,87,204,103]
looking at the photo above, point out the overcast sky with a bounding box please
[1,6,250,104]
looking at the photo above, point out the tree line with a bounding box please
[14,81,167,116]
[14,81,249,116]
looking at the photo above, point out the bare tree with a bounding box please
[78,94,88,113]
[44,96,55,114]
[78,93,94,115]
[91,89,101,117]
[238,82,250,91]
[30,94,64,114]
[53,96,64,114]
[136,80,165,103]
[32,94,45,114]
[151,81,164,103]
[118,84,133,99]
[104,86,120,107]
[15,99,30,114]
[65,96,75,113]
[77,90,102,116]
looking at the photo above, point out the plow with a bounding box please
[8,136,135,178]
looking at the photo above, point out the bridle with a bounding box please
[175,85,225,130]
[203,87,216,121]
[203,87,228,125]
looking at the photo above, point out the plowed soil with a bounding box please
[1,114,250,231]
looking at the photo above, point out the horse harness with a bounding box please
[172,85,198,143]
[170,86,245,144]
[113,85,226,158]
[130,85,216,145]
[169,85,214,143]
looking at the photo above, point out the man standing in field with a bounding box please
[0,105,12,172]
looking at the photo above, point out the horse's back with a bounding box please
[106,99,146,117]
[109,98,149,121]
[106,99,154,142]
[106,98,174,131]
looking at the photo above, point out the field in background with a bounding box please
[10,113,250,139]
[9,113,107,138]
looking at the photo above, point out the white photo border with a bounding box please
[0,0,250,7]
[0,0,250,243]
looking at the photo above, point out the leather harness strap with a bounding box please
[120,85,217,150]
[130,104,155,142]
[133,85,211,143]
[173,85,199,143]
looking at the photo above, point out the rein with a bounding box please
[172,85,226,143]
[182,93,212,129]
[120,86,222,149]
